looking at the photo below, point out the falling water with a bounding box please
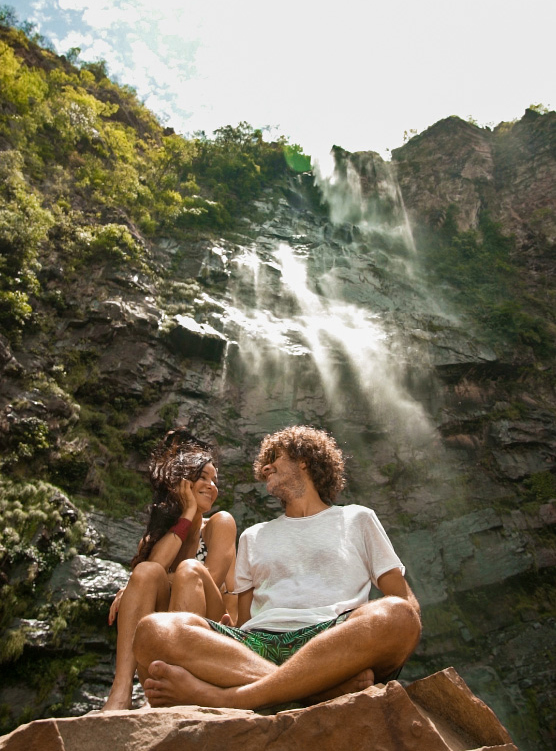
[274,243,431,443]
[214,152,437,448]
[312,149,417,254]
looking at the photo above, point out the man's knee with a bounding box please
[350,597,421,644]
[386,596,421,645]
[133,611,207,665]
[133,613,169,663]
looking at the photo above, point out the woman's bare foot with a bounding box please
[100,685,133,712]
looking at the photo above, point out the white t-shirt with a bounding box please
[235,504,404,632]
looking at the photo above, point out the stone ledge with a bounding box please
[0,668,517,751]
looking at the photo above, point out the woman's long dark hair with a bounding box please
[130,428,215,569]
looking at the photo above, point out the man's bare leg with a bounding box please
[137,596,420,709]
[134,611,276,699]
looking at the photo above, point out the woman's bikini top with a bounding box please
[193,518,209,564]
[195,532,208,563]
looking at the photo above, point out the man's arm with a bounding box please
[377,568,420,618]
[236,588,254,627]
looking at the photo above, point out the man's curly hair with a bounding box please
[253,425,346,504]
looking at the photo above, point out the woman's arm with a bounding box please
[148,479,198,570]
[202,511,237,589]
[237,588,254,627]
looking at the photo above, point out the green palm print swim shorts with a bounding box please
[205,611,351,666]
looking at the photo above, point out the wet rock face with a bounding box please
[166,315,227,362]
[47,555,129,603]
[0,111,554,750]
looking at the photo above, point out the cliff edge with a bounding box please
[0,668,516,751]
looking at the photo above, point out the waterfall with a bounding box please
[215,154,437,450]
[273,243,432,443]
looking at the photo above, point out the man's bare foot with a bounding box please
[307,668,375,704]
[143,660,215,707]
[337,668,375,694]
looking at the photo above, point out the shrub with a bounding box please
[0,150,54,337]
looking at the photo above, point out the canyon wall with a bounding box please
[0,39,554,748]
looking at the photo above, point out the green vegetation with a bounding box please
[528,103,550,116]
[523,471,556,505]
[420,207,553,355]
[283,143,312,172]
[0,472,109,731]
[0,477,88,604]
[0,9,308,519]
[0,473,92,701]
[0,30,291,234]
[0,150,55,337]
[0,12,306,342]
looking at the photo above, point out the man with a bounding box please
[133,426,421,710]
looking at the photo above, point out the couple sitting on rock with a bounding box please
[102,425,421,712]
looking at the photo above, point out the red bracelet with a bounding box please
[170,517,192,542]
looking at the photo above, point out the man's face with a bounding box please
[261,450,306,502]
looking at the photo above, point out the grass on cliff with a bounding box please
[0,9,315,523]
[0,12,309,344]
[419,207,554,358]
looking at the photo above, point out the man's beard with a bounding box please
[272,474,306,508]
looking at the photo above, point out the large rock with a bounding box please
[166,315,227,362]
[86,512,144,566]
[0,668,516,751]
[47,555,129,601]
[393,110,556,247]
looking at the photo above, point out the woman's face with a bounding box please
[190,462,218,512]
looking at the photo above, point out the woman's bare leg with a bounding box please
[169,559,226,621]
[102,561,170,711]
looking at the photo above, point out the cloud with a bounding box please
[24,0,556,158]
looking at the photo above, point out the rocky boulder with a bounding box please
[0,668,516,751]
[392,110,556,252]
[166,315,227,363]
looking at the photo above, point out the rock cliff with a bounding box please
[0,27,554,751]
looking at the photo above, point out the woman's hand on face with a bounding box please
[108,587,125,625]
[177,479,197,518]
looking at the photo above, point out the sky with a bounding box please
[10,0,555,160]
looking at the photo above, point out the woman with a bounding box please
[101,428,237,711]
